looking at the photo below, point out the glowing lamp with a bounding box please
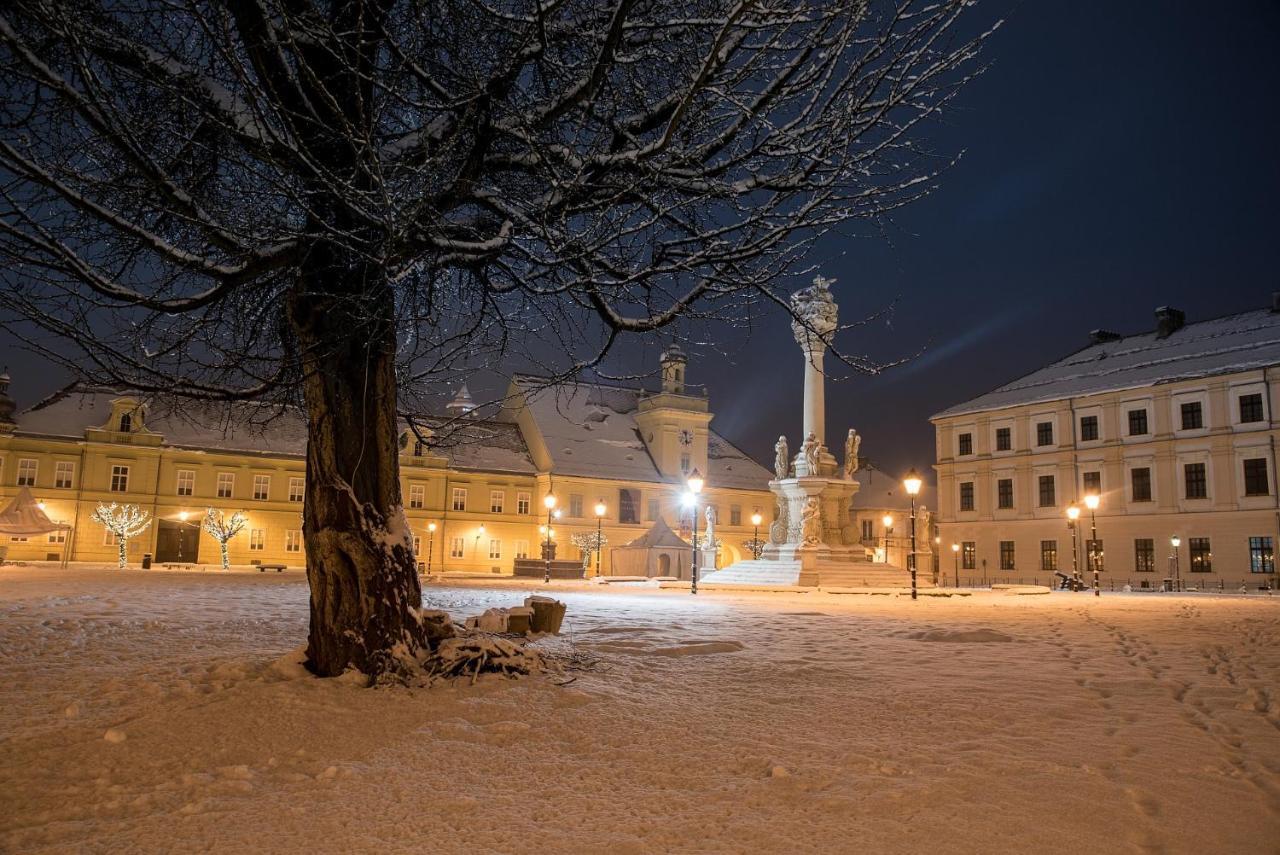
[686,468,704,495]
[750,512,763,527]
[543,494,557,510]
[951,543,960,553]
[594,501,607,518]
[1083,493,1100,511]
[1171,536,1181,548]
[428,521,437,533]
[903,469,923,496]
[882,514,893,529]
[1066,505,1080,522]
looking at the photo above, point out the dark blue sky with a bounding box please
[3,1,1278,482]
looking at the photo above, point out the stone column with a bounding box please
[790,276,839,449]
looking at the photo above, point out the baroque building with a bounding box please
[932,301,1280,587]
[0,350,773,573]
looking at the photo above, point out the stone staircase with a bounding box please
[701,559,933,589]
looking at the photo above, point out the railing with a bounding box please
[945,574,1277,593]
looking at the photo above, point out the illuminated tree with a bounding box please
[202,508,248,572]
[90,503,151,570]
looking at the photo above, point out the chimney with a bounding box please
[1154,306,1185,339]
[1089,329,1121,344]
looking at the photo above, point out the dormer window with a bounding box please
[118,413,132,433]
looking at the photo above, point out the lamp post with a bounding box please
[1084,493,1101,597]
[750,512,764,560]
[951,542,960,588]
[1066,505,1080,591]
[594,500,606,577]
[543,494,557,583]
[882,514,893,564]
[903,469,922,600]
[1170,535,1182,592]
[686,468,704,594]
[426,521,436,575]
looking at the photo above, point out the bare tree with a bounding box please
[0,0,994,676]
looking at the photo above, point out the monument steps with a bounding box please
[702,559,932,589]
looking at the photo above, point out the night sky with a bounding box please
[2,1,1278,483]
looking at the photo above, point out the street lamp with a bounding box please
[685,469,705,594]
[750,511,764,560]
[903,468,922,600]
[1066,505,1081,591]
[1083,493,1101,597]
[594,500,607,577]
[951,542,960,588]
[882,514,893,563]
[543,494,557,583]
[426,521,436,575]
[1170,535,1182,592]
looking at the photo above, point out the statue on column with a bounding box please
[843,429,861,479]
[917,506,932,546]
[800,497,822,545]
[773,435,789,480]
[800,431,821,475]
[703,505,716,544]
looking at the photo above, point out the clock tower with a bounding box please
[636,346,713,481]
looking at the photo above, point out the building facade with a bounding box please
[932,304,1280,588]
[0,348,774,574]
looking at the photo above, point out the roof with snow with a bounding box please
[933,306,1280,419]
[511,375,772,490]
[617,518,691,550]
[851,465,938,512]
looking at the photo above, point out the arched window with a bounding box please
[118,413,132,433]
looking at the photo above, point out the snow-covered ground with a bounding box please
[2,565,1278,854]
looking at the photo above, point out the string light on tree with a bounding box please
[202,508,248,572]
[91,503,151,570]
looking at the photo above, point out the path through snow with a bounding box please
[1,565,1278,853]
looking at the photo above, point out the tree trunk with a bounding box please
[288,253,449,678]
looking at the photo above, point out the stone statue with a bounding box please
[703,505,716,543]
[773,435,789,480]
[843,429,861,479]
[800,497,822,546]
[769,496,788,545]
[789,275,840,346]
[917,506,932,546]
[801,431,821,475]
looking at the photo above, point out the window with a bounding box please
[1086,539,1104,573]
[957,433,973,456]
[647,498,659,522]
[409,485,425,510]
[995,427,1011,452]
[1243,458,1269,497]
[10,535,28,543]
[1127,408,1148,436]
[1038,475,1056,508]
[1239,393,1264,423]
[962,541,976,570]
[730,505,742,526]
[412,535,422,556]
[1040,540,1057,572]
[997,478,1013,510]
[491,490,506,514]
[1249,537,1275,574]
[288,477,305,503]
[48,523,68,545]
[861,519,874,541]
[449,537,465,559]
[618,488,640,524]
[1079,415,1099,442]
[959,482,975,512]
[103,529,117,546]
[1180,401,1203,430]
[488,539,502,560]
[285,530,302,553]
[253,474,271,501]
[451,487,467,512]
[516,492,531,515]
[1189,537,1212,573]
[680,453,691,474]
[118,413,132,433]
[999,541,1015,570]
[1134,539,1155,573]
[1082,471,1101,495]
[54,461,74,489]
[568,494,583,518]
[1036,422,1053,447]
[1131,467,1152,503]
[1184,463,1207,499]
[515,540,530,559]
[176,469,195,496]
[16,458,36,487]
[216,472,234,498]
[249,529,265,551]
[110,465,130,493]
[412,439,425,457]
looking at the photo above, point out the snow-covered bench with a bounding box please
[258,563,287,573]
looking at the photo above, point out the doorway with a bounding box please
[155,520,200,564]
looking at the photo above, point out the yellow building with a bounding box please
[932,303,1280,589]
[0,348,774,573]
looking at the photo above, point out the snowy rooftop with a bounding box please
[851,465,938,512]
[512,376,772,491]
[933,305,1280,419]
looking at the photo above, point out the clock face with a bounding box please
[679,429,693,446]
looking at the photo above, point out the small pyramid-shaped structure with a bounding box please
[0,487,72,536]
[445,384,475,416]
[619,517,691,550]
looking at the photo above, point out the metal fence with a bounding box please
[944,573,1277,593]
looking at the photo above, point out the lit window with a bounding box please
[1040,540,1057,571]
[1188,537,1211,573]
[1249,537,1274,574]
[1134,539,1155,573]
[962,542,976,570]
